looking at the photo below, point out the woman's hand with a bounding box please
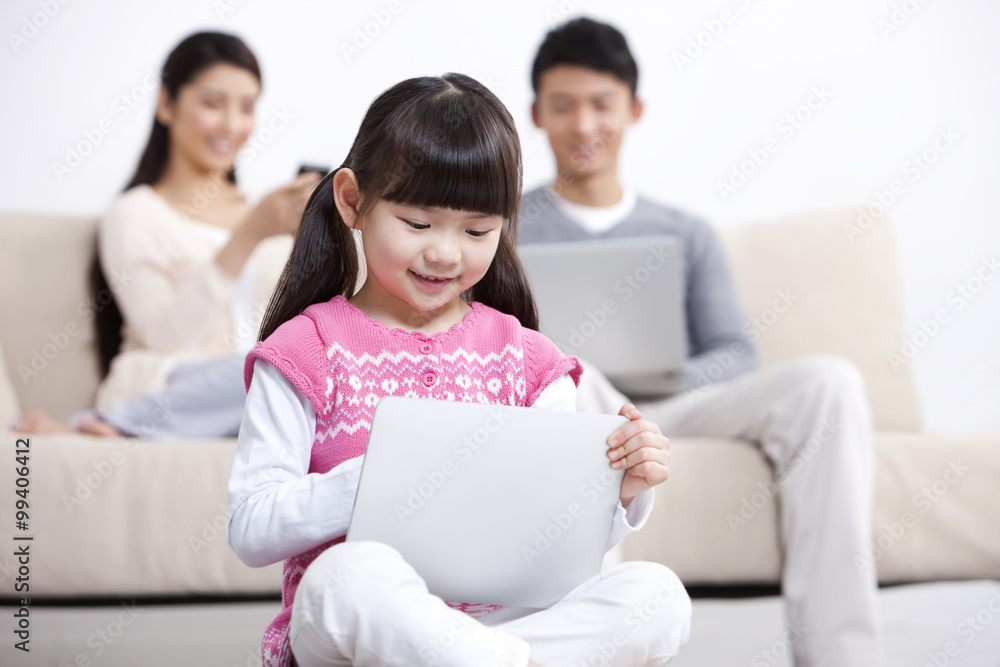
[606,403,671,508]
[217,172,321,278]
[244,171,322,239]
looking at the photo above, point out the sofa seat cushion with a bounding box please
[622,437,783,585]
[1,434,281,597]
[5,429,998,597]
[869,432,1000,584]
[622,433,1000,585]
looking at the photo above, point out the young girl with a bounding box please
[226,73,690,667]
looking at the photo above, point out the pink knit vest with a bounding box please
[243,295,582,667]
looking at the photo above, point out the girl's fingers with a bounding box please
[608,428,659,461]
[607,417,662,450]
[608,436,670,468]
[623,459,670,483]
[608,436,671,469]
[617,403,642,420]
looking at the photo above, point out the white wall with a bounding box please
[2,0,997,432]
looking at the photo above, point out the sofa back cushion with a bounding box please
[718,207,923,432]
[0,339,20,429]
[0,213,102,420]
[0,208,925,431]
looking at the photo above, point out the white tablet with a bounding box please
[346,396,627,608]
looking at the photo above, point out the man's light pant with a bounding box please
[576,354,884,667]
[289,541,691,666]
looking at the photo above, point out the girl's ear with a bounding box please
[155,86,174,127]
[332,168,363,230]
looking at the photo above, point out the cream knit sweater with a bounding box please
[94,184,292,412]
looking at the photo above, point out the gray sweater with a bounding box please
[518,186,758,392]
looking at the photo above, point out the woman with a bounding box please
[18,31,320,437]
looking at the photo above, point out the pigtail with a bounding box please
[258,168,359,341]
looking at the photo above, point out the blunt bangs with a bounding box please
[355,76,521,224]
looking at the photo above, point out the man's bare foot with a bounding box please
[15,409,73,434]
[15,410,122,437]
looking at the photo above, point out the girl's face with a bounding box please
[157,63,260,175]
[351,198,504,327]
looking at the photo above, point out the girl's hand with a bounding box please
[245,171,321,239]
[606,403,671,508]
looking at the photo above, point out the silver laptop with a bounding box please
[518,236,687,397]
[346,396,626,608]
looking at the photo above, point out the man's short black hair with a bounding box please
[531,17,639,97]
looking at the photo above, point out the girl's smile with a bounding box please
[335,178,504,334]
[409,270,457,291]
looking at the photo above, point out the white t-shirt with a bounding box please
[547,184,638,234]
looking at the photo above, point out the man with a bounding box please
[519,17,884,667]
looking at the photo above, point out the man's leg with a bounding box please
[633,355,883,667]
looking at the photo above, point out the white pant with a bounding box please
[289,541,692,666]
[576,354,884,667]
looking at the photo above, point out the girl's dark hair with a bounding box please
[259,73,538,341]
[531,17,638,97]
[93,32,261,377]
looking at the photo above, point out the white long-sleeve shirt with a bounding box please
[227,358,654,568]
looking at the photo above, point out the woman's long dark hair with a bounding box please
[93,32,261,377]
[259,73,538,341]
[127,31,261,189]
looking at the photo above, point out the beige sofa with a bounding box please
[0,208,997,608]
